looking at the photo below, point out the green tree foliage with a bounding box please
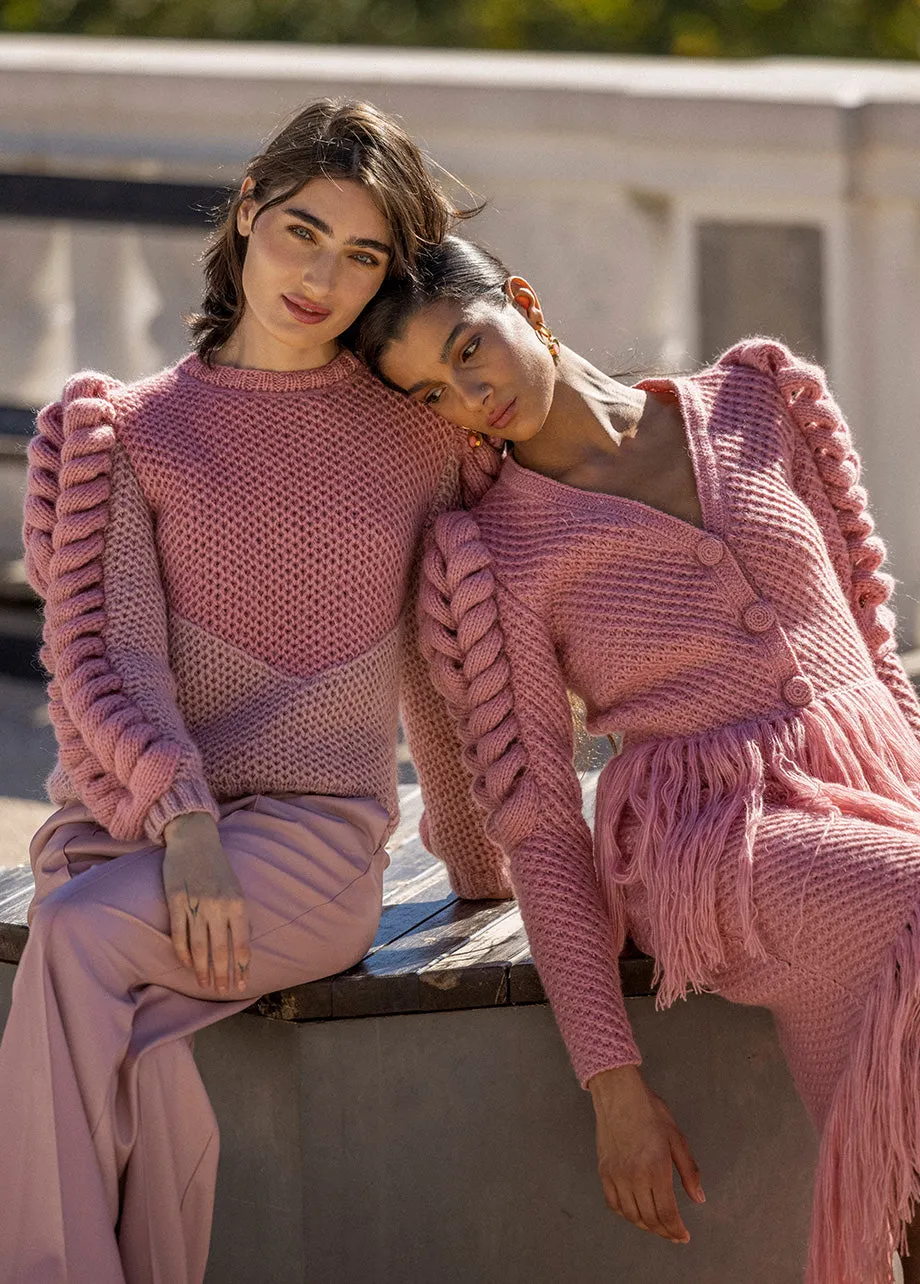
[2,0,919,59]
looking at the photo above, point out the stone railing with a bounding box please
[1,37,919,634]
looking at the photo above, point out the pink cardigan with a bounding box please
[419,339,920,1085]
[23,349,507,891]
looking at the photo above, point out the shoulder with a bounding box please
[707,336,832,406]
[345,359,461,455]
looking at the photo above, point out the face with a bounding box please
[230,175,392,370]
[377,283,557,443]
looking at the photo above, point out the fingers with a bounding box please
[230,908,252,994]
[187,899,212,989]
[168,899,192,970]
[672,1130,706,1205]
[209,905,251,995]
[167,892,251,995]
[651,1183,690,1244]
[602,1165,693,1244]
[615,1187,648,1234]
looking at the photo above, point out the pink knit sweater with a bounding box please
[23,349,507,891]
[420,339,920,1086]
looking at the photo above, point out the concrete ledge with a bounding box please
[0,962,815,1283]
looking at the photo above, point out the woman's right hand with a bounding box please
[588,1064,705,1244]
[161,812,252,996]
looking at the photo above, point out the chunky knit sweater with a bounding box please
[419,339,920,1086]
[23,349,507,889]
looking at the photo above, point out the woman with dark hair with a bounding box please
[356,235,920,1284]
[0,107,505,1284]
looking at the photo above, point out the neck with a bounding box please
[511,347,644,478]
[214,315,340,373]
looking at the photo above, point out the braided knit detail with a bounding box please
[420,510,538,849]
[25,376,182,839]
[721,338,896,661]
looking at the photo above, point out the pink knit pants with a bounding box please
[625,805,920,1284]
[0,792,390,1284]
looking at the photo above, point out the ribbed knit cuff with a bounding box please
[144,777,221,844]
[448,864,515,901]
[578,1043,644,1091]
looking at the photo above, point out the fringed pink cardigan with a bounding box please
[420,339,920,1084]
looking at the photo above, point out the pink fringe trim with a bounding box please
[807,901,920,1284]
[595,680,920,1008]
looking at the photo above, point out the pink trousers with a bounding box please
[0,792,390,1284]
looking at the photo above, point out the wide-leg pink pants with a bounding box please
[0,792,390,1284]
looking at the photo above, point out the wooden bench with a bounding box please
[0,774,816,1284]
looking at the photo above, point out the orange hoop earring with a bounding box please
[534,322,561,363]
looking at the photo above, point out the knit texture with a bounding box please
[23,351,507,891]
[420,339,920,1281]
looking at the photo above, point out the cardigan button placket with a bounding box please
[695,535,725,567]
[742,601,777,634]
[782,675,815,708]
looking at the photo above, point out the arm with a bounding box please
[23,374,220,842]
[423,509,706,1244]
[721,339,920,739]
[419,508,640,1084]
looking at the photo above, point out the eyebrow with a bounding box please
[402,322,466,396]
[282,206,393,257]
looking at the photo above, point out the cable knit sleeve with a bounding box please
[22,374,220,842]
[721,338,920,739]
[400,442,512,899]
[420,509,641,1085]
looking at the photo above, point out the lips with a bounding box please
[282,294,332,325]
[488,398,517,431]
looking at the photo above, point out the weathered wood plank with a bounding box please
[0,770,660,1019]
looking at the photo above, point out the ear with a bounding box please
[236,177,258,239]
[504,275,546,332]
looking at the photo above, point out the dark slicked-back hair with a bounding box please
[353,236,510,379]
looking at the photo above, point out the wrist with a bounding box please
[588,1063,644,1103]
[163,810,219,844]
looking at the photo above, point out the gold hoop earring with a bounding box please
[534,322,561,363]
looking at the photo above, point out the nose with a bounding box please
[455,370,491,414]
[303,251,336,298]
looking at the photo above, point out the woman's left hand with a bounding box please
[588,1064,705,1244]
[161,812,252,995]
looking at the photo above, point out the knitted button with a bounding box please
[742,601,776,634]
[782,675,814,708]
[695,535,725,567]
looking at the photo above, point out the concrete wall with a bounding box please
[0,961,817,1282]
[2,38,919,636]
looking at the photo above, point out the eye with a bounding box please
[423,387,444,406]
[460,336,480,362]
[289,225,314,242]
[351,252,381,268]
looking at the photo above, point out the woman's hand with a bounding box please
[161,812,251,995]
[588,1064,705,1244]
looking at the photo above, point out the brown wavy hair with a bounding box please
[187,99,476,363]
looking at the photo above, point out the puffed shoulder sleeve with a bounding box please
[23,374,220,841]
[720,338,920,739]
[420,509,641,1085]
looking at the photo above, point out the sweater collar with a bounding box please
[179,349,361,393]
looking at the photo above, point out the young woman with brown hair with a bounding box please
[0,104,504,1284]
